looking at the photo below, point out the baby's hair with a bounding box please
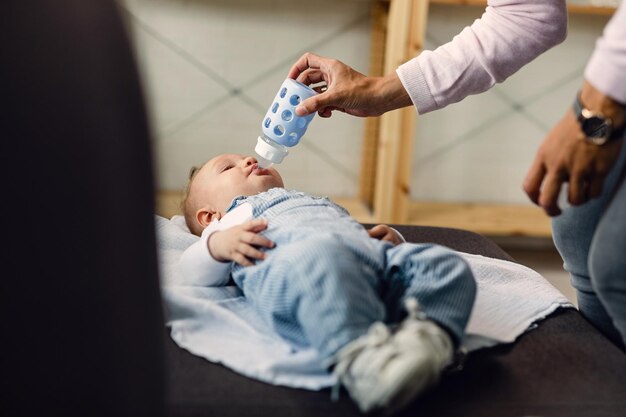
[181,165,202,236]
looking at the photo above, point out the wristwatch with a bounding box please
[573,94,623,145]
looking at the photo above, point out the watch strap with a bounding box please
[573,93,620,145]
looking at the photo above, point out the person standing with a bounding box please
[523,2,626,349]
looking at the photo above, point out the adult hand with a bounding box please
[523,110,623,216]
[368,224,404,246]
[207,219,275,266]
[287,52,412,118]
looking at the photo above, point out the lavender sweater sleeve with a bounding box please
[584,2,626,104]
[397,0,567,114]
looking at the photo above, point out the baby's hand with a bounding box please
[368,224,404,246]
[208,219,275,266]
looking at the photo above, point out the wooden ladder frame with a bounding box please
[360,0,429,224]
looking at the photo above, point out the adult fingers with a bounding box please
[287,52,324,80]
[318,107,333,118]
[568,171,588,206]
[296,94,332,116]
[523,158,546,205]
[538,171,564,216]
[296,68,326,86]
[588,175,606,200]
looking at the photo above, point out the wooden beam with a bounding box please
[359,1,389,209]
[155,191,551,237]
[408,201,552,237]
[373,0,429,223]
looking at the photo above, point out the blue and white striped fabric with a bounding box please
[225,189,475,362]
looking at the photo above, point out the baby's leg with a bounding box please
[330,243,474,414]
[234,234,385,363]
[382,243,477,347]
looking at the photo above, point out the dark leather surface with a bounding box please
[370,224,515,262]
[164,225,626,417]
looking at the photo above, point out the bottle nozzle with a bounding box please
[257,157,273,169]
[255,135,288,165]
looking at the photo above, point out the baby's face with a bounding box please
[192,154,284,215]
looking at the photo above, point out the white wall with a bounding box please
[122,0,371,197]
[122,0,611,205]
[412,5,610,204]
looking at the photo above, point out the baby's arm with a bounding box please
[368,224,405,246]
[208,219,274,267]
[178,218,274,286]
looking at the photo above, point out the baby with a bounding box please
[178,153,476,414]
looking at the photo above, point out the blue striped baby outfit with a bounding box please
[229,188,476,362]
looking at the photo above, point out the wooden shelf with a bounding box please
[155,191,376,224]
[358,0,605,237]
[429,0,617,16]
[407,201,551,237]
[567,4,617,15]
[156,190,184,219]
[156,191,551,238]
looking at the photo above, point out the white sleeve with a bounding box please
[397,0,567,114]
[584,1,626,103]
[177,221,232,287]
[177,203,254,287]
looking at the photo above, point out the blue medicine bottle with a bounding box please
[255,78,317,168]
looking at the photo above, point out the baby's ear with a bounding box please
[196,206,221,229]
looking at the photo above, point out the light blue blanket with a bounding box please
[156,215,572,390]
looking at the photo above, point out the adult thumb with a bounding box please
[296,94,327,116]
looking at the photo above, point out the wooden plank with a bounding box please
[372,0,408,222]
[429,0,486,5]
[567,4,617,16]
[394,0,428,222]
[408,201,552,237]
[373,0,429,223]
[155,191,375,224]
[359,1,389,209]
[155,191,550,237]
[156,190,184,219]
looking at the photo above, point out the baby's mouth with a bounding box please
[249,163,269,176]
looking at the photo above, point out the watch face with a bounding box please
[582,116,610,138]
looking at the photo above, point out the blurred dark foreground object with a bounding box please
[0,1,164,416]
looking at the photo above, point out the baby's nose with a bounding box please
[243,156,257,166]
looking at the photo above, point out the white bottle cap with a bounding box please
[255,136,288,164]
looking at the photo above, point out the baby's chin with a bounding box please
[258,183,283,193]
[252,173,284,189]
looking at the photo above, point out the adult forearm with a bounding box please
[398,0,567,114]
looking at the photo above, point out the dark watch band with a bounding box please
[573,93,623,145]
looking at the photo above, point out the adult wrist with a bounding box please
[379,72,413,113]
[574,80,626,145]
[580,80,626,132]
